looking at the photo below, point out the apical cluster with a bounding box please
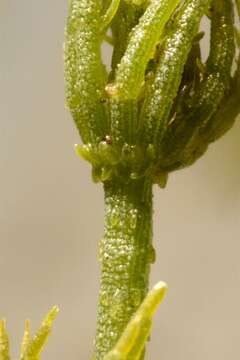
[65,0,239,187]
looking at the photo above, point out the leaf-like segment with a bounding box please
[64,0,108,144]
[110,0,181,100]
[104,282,167,360]
[140,0,211,146]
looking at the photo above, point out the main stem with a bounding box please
[94,178,154,359]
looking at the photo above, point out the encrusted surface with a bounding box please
[95,179,153,359]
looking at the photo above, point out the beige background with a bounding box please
[1,1,240,359]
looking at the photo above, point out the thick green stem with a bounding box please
[94,179,154,359]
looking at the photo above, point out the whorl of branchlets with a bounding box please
[65,0,239,187]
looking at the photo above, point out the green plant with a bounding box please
[64,0,239,358]
[2,0,239,359]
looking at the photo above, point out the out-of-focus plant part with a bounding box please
[63,0,240,358]
[0,320,10,360]
[0,307,58,360]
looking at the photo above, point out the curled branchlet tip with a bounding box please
[101,0,121,30]
[21,306,59,360]
[0,319,10,360]
[104,282,167,360]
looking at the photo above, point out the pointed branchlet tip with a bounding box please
[0,319,10,360]
[21,306,59,360]
[20,320,31,358]
[104,282,167,360]
[42,306,59,327]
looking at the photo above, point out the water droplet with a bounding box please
[129,209,138,229]
[110,303,123,320]
[110,209,120,228]
[110,288,129,319]
[98,238,106,262]
[105,83,118,97]
[122,143,131,157]
[130,172,141,180]
[100,292,111,307]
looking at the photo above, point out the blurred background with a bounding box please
[1,1,240,359]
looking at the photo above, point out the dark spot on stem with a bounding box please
[102,135,112,145]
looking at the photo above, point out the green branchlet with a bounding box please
[107,0,181,100]
[64,0,108,144]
